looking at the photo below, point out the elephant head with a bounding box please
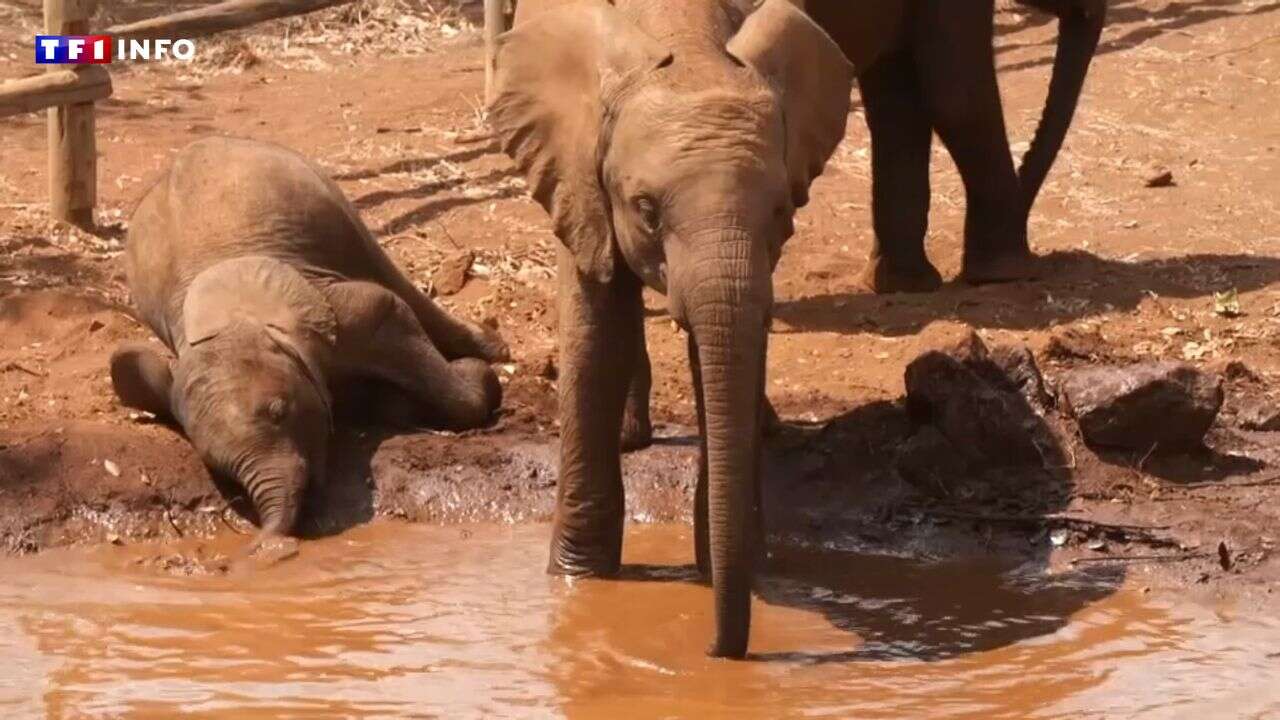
[490,0,854,657]
[110,257,335,549]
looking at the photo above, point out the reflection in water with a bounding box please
[0,523,1275,719]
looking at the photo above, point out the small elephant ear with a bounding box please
[727,0,855,208]
[262,324,334,430]
[110,342,175,420]
[183,256,337,349]
[489,2,671,284]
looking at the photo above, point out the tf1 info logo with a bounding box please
[35,35,197,64]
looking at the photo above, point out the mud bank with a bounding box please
[4,395,1278,616]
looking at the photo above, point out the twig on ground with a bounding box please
[916,508,1172,533]
[1177,473,1280,491]
[1069,552,1209,566]
[1137,442,1158,474]
[1204,33,1280,60]
[379,233,420,249]
[163,508,184,538]
[0,361,46,377]
[435,219,462,250]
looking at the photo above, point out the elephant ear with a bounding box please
[728,0,855,208]
[183,256,337,350]
[488,2,671,284]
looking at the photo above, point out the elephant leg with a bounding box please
[550,248,641,577]
[383,266,510,363]
[858,50,941,294]
[620,324,654,452]
[916,0,1033,284]
[689,334,710,578]
[325,281,500,431]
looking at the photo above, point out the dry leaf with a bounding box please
[1213,289,1242,318]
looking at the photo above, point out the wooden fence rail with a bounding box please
[104,0,354,44]
[0,0,359,228]
[0,66,111,119]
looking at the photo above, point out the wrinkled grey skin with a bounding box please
[491,0,854,658]
[111,137,506,556]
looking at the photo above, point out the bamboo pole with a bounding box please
[45,0,99,228]
[104,0,356,43]
[0,67,111,119]
[484,0,506,104]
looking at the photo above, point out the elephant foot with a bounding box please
[225,534,300,574]
[547,522,623,578]
[547,552,621,578]
[620,410,654,453]
[452,319,511,363]
[451,358,505,420]
[249,535,301,565]
[858,255,943,294]
[707,635,750,660]
[961,250,1038,285]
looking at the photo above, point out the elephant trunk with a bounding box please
[683,230,770,659]
[241,456,308,538]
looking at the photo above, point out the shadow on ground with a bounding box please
[773,251,1280,337]
[997,0,1280,74]
[587,351,1108,663]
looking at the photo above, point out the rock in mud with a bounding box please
[1060,362,1224,451]
[1235,400,1280,432]
[1144,165,1175,188]
[903,332,1057,471]
[1045,324,1108,362]
[895,426,964,492]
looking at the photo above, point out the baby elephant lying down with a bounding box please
[111,137,507,554]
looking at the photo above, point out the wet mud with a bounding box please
[1,2,1279,713]
[1,523,1277,718]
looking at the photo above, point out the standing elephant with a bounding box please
[110,137,506,557]
[803,0,1106,292]
[490,0,855,657]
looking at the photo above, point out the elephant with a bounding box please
[109,137,507,558]
[490,0,855,657]
[801,0,1107,292]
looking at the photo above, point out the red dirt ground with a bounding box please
[1,1,1278,608]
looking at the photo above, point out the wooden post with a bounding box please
[484,0,506,104]
[45,0,100,228]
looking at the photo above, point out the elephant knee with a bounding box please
[329,282,406,343]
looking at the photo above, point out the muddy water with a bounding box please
[0,524,1276,719]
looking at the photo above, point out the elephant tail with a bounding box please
[1017,0,1106,215]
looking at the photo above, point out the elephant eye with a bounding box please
[260,396,289,424]
[635,195,661,234]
